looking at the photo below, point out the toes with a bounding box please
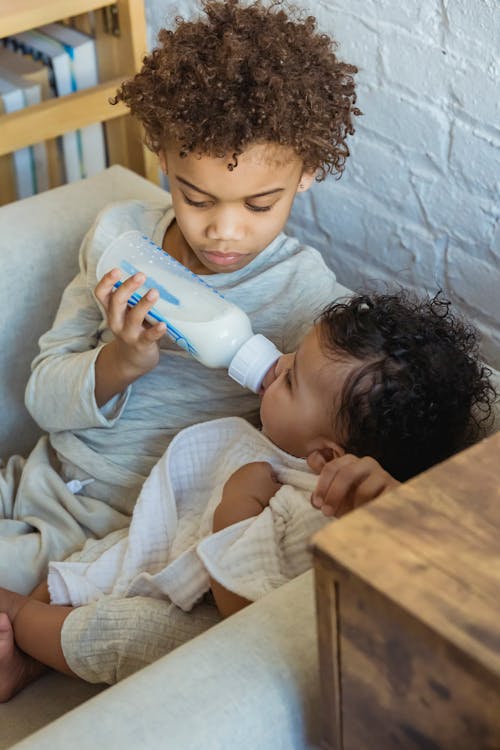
[0,613,14,660]
[0,612,12,637]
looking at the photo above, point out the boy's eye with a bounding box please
[246,203,273,213]
[183,193,274,213]
[183,194,212,208]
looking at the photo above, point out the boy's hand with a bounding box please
[307,452,400,518]
[95,269,166,374]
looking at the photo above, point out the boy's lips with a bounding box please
[202,250,248,266]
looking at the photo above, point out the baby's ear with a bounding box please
[296,171,316,193]
[307,440,345,473]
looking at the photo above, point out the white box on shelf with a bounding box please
[0,53,50,193]
[0,75,36,199]
[0,46,62,189]
[6,30,82,183]
[40,23,107,178]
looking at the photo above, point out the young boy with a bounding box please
[1,0,360,595]
[0,291,496,698]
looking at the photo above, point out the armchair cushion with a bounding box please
[7,571,321,750]
[0,166,167,460]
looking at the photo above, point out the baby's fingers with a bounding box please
[348,473,392,511]
[311,454,361,514]
[313,456,400,519]
[351,469,401,511]
[311,454,378,517]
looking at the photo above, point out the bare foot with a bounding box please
[0,613,44,701]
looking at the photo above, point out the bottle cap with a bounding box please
[228,334,282,393]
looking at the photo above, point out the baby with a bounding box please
[0,290,495,697]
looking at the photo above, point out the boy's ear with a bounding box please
[158,150,168,175]
[296,171,316,194]
[307,439,345,473]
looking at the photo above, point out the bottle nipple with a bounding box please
[228,334,282,393]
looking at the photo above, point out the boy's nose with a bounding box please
[206,208,244,241]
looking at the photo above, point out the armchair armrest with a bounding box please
[0,166,167,459]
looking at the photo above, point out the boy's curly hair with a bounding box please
[112,0,360,178]
[319,291,497,482]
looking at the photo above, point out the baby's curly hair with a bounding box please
[112,0,360,178]
[319,291,497,482]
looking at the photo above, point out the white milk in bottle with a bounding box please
[96,231,281,392]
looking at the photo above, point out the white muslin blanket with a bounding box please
[48,417,329,611]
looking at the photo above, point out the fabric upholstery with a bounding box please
[9,571,321,750]
[0,167,166,460]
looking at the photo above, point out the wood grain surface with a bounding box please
[313,432,500,750]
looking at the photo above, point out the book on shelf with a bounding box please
[0,46,63,189]
[0,74,39,201]
[5,29,83,184]
[39,23,107,179]
[0,118,16,204]
[0,46,62,201]
[0,83,19,204]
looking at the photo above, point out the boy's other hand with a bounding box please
[307,452,400,518]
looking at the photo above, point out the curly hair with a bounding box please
[112,0,360,178]
[318,291,497,482]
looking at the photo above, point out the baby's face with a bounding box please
[260,325,358,458]
[160,143,313,274]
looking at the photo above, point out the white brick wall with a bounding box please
[146,0,500,367]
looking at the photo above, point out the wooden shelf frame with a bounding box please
[0,0,159,192]
[2,1,118,37]
[0,79,125,154]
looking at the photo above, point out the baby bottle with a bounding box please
[96,231,282,393]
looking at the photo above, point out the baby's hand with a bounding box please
[95,269,166,373]
[307,452,400,518]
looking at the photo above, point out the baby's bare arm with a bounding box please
[210,462,282,618]
[212,462,281,531]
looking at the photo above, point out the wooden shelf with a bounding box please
[1,1,116,39]
[0,79,126,155]
[0,0,159,200]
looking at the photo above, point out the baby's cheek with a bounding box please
[259,395,274,438]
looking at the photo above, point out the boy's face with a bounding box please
[160,143,314,274]
[260,324,358,459]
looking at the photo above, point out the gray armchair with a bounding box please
[0,168,324,749]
